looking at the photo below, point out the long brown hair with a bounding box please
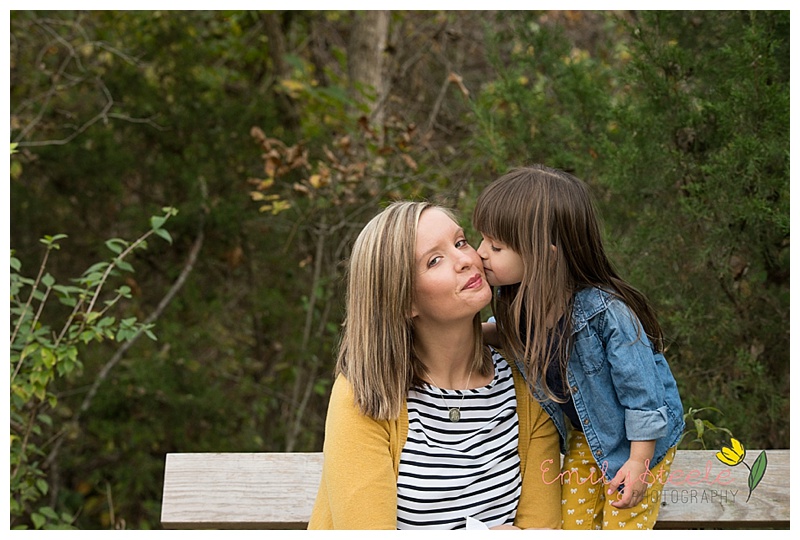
[337,201,489,419]
[473,165,663,402]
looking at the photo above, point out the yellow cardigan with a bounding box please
[308,360,562,529]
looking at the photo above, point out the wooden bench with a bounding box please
[160,449,789,529]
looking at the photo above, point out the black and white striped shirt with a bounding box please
[397,353,521,530]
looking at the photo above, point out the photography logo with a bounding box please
[715,437,768,502]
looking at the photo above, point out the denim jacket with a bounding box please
[509,287,684,481]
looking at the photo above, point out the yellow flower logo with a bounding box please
[715,437,768,502]
[716,437,745,466]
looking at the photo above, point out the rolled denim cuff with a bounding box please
[625,406,669,440]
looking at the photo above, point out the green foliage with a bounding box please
[472,11,789,449]
[604,11,789,449]
[10,208,177,529]
[473,11,621,173]
[679,407,733,449]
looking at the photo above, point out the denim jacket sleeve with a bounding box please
[601,298,669,441]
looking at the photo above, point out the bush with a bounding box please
[10,208,177,529]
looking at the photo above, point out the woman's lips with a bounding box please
[463,274,483,290]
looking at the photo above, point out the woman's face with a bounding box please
[411,208,491,323]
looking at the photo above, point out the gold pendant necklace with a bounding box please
[426,369,472,423]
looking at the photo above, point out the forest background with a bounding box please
[8,10,789,530]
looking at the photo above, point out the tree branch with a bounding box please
[45,212,206,468]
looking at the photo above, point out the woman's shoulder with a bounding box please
[489,346,515,374]
[490,348,531,398]
[327,373,358,410]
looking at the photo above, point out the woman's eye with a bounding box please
[428,256,442,268]
[455,239,468,249]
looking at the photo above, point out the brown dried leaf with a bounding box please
[401,154,418,171]
[323,145,338,164]
[447,71,470,97]
[250,126,266,142]
[293,183,311,195]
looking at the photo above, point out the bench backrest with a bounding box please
[160,449,789,529]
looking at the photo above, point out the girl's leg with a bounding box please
[560,431,606,530]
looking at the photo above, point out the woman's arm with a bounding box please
[310,375,398,529]
[514,399,562,529]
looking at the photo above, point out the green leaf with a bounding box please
[36,479,49,495]
[83,262,110,275]
[10,256,21,271]
[747,450,768,502]
[154,227,173,244]
[20,342,39,361]
[150,215,167,230]
[58,297,77,308]
[116,259,135,273]
[53,284,84,296]
[39,506,59,520]
[693,418,704,439]
[41,234,68,245]
[42,273,55,288]
[105,238,128,254]
[31,512,46,529]
[41,348,56,369]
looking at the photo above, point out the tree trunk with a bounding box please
[347,10,389,129]
[263,11,300,130]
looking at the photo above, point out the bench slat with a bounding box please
[655,449,789,529]
[161,450,789,529]
[161,452,323,529]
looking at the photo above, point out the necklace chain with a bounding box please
[426,369,473,423]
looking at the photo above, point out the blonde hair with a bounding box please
[337,201,489,420]
[473,165,663,402]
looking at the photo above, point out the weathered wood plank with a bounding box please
[654,449,789,529]
[161,450,789,529]
[161,452,323,529]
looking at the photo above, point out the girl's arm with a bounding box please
[603,300,670,440]
[310,375,398,529]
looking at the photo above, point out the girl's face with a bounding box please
[411,209,491,322]
[476,235,524,287]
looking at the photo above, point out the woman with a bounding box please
[308,201,561,530]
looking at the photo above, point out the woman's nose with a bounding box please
[456,245,479,270]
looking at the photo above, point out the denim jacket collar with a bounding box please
[571,286,609,334]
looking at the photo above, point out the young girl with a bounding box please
[472,165,684,530]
